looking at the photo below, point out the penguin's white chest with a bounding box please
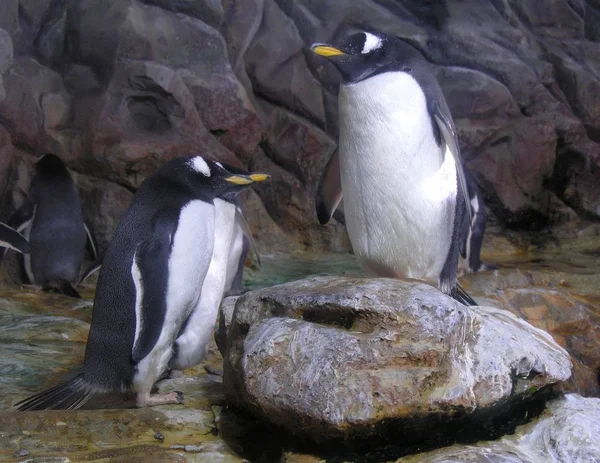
[338,72,457,285]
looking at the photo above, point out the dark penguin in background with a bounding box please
[458,168,496,275]
[16,155,269,410]
[311,31,476,305]
[0,222,29,254]
[2,154,97,298]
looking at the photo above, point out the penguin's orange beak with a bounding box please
[225,176,253,185]
[310,44,345,57]
[225,173,270,185]
[249,173,270,182]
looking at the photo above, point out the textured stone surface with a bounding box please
[398,394,600,463]
[0,245,598,461]
[0,0,599,259]
[221,276,572,442]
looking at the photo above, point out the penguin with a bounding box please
[223,196,261,298]
[458,168,496,275]
[168,168,264,376]
[2,154,98,298]
[311,31,476,305]
[0,222,29,254]
[15,155,269,410]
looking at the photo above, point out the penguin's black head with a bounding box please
[172,156,270,202]
[310,31,427,84]
[35,153,69,176]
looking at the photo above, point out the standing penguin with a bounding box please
[15,155,269,410]
[458,168,495,275]
[0,222,29,254]
[168,169,264,375]
[311,31,476,305]
[223,197,261,298]
[2,154,97,298]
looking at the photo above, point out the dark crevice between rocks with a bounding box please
[126,76,184,134]
[584,124,600,144]
[258,139,305,186]
[210,128,228,138]
[224,386,558,463]
[250,80,327,133]
[32,0,70,67]
[546,139,599,222]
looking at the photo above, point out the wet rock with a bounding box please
[221,276,572,443]
[462,249,600,397]
[398,394,600,462]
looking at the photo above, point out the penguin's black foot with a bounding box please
[136,391,185,407]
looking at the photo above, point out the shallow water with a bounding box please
[0,234,598,461]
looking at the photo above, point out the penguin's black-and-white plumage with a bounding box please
[15,155,268,410]
[311,31,476,305]
[1,154,98,298]
[0,222,29,254]
[223,196,261,298]
[458,168,495,275]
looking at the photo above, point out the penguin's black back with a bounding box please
[28,155,86,285]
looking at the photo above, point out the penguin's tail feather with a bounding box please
[451,284,478,306]
[15,375,94,411]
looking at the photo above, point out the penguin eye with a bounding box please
[402,66,412,73]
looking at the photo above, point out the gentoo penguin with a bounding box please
[15,155,269,410]
[223,196,261,298]
[0,222,29,254]
[311,31,476,305]
[168,169,264,375]
[458,168,496,274]
[2,154,98,298]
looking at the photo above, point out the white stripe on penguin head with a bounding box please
[191,156,211,176]
[362,32,382,54]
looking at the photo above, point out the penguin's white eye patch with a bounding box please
[362,33,382,54]
[191,156,211,176]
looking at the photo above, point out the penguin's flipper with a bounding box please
[432,110,472,225]
[315,149,343,225]
[450,284,478,307]
[80,261,102,285]
[235,207,261,268]
[84,222,99,261]
[15,374,93,411]
[0,199,36,262]
[131,216,176,363]
[0,222,30,254]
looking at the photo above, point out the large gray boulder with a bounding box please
[220,276,572,445]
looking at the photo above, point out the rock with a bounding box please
[470,117,558,227]
[216,296,239,357]
[221,276,572,444]
[463,256,600,397]
[139,0,225,29]
[0,0,600,258]
[0,58,71,156]
[0,29,13,76]
[73,173,134,253]
[398,394,600,462]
